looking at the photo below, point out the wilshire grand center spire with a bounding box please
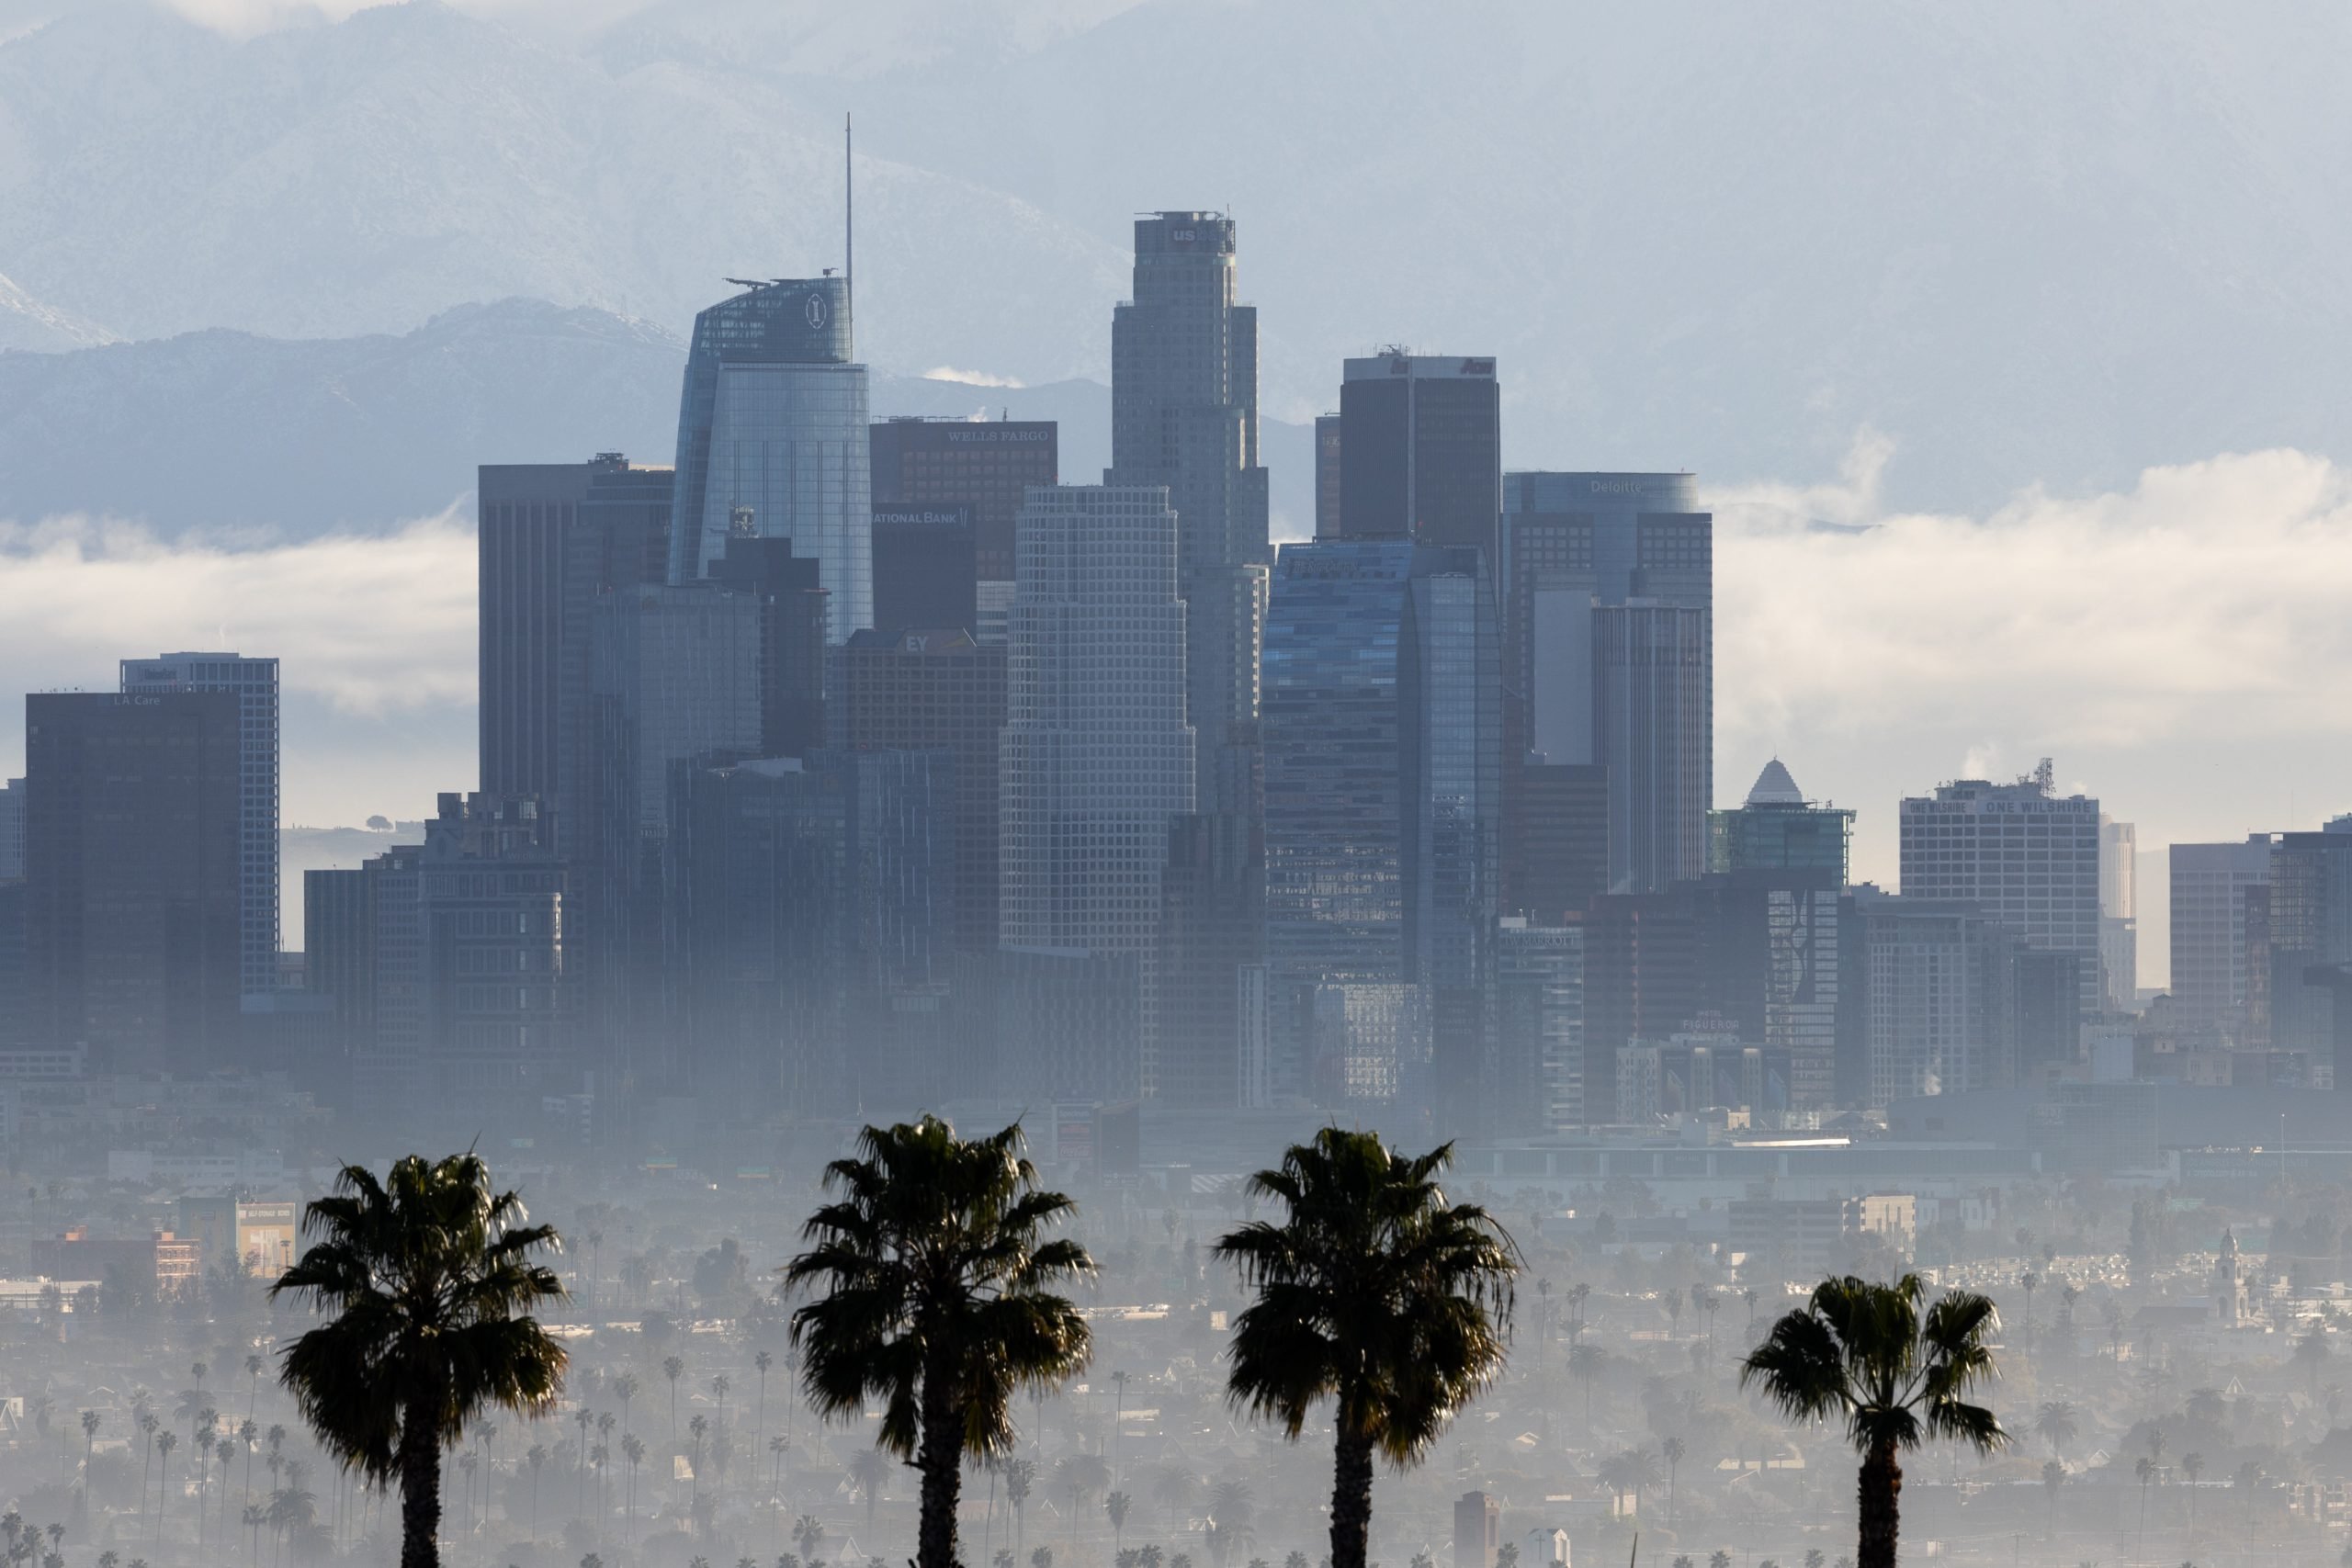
[667,275,872,641]
[1109,212,1272,814]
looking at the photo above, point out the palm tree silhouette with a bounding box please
[1741,1275,2006,1568]
[786,1117,1093,1568]
[269,1154,566,1568]
[1213,1129,1516,1568]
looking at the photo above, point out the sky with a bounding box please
[7,0,2352,990]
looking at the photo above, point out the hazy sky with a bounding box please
[9,0,2352,990]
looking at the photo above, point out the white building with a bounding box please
[1899,764,2101,1011]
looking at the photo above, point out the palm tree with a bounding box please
[753,1350,775,1461]
[269,1153,569,1568]
[2138,1455,2157,1551]
[1106,1490,1133,1551]
[1598,1449,1663,1513]
[1661,1435,1686,1524]
[1213,1128,1516,1568]
[650,1349,687,1430]
[526,1444,548,1542]
[621,1433,645,1541]
[79,1411,100,1506]
[1003,1459,1035,1561]
[153,1428,180,1548]
[1740,1274,2007,1568]
[2033,1401,2078,1458]
[848,1447,891,1539]
[794,1512,827,1563]
[1567,1341,1602,1431]
[2042,1460,2064,1535]
[786,1116,1095,1568]
[2182,1451,2205,1529]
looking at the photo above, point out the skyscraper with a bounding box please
[1109,212,1270,816]
[25,691,242,1073]
[839,626,1007,954]
[869,417,1057,643]
[2169,834,2273,1044]
[1897,766,2102,1016]
[1261,538,1499,1114]
[1000,484,1196,956]
[999,485,1195,1097]
[1710,759,1854,879]
[869,505,978,636]
[479,453,673,840]
[119,653,280,1002]
[0,776,24,882]
[2259,820,2352,1082]
[1314,413,1344,537]
[1502,471,1713,897]
[2100,814,2138,1012]
[1149,811,1264,1108]
[669,750,956,1111]
[1855,892,2028,1103]
[668,276,872,640]
[1336,351,1501,566]
[1595,602,1711,892]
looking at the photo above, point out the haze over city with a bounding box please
[4,6,2352,1568]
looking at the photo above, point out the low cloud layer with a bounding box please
[6,447,2351,986]
[0,512,476,829]
[1712,442,2352,961]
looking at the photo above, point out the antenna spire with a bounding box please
[844,112,854,336]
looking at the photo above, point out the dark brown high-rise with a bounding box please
[25,691,241,1072]
[869,418,1057,589]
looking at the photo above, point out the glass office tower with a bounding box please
[1261,538,1498,1112]
[668,276,871,640]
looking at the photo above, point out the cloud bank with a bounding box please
[6,446,2352,981]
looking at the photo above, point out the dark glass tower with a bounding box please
[1336,352,1502,570]
[25,691,242,1074]
[1109,212,1271,816]
[119,652,279,1004]
[1261,538,1499,1118]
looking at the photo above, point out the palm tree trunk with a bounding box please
[398,1404,443,1568]
[1858,1440,1901,1568]
[914,1353,962,1568]
[1328,1429,1376,1568]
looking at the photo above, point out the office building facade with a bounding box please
[1261,538,1499,1113]
[838,627,1007,954]
[1109,212,1271,816]
[1495,919,1585,1134]
[1594,602,1711,893]
[1898,770,2102,1015]
[668,276,871,640]
[1148,811,1264,1109]
[669,750,957,1111]
[1857,893,2027,1104]
[869,417,1057,637]
[119,652,280,1000]
[2169,834,2274,1043]
[1337,351,1501,567]
[25,692,242,1073]
[999,485,1196,1091]
[0,776,25,882]
[870,505,978,637]
[1711,759,1853,880]
[1503,471,1713,897]
[2100,814,2138,1012]
[2262,821,2352,1083]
